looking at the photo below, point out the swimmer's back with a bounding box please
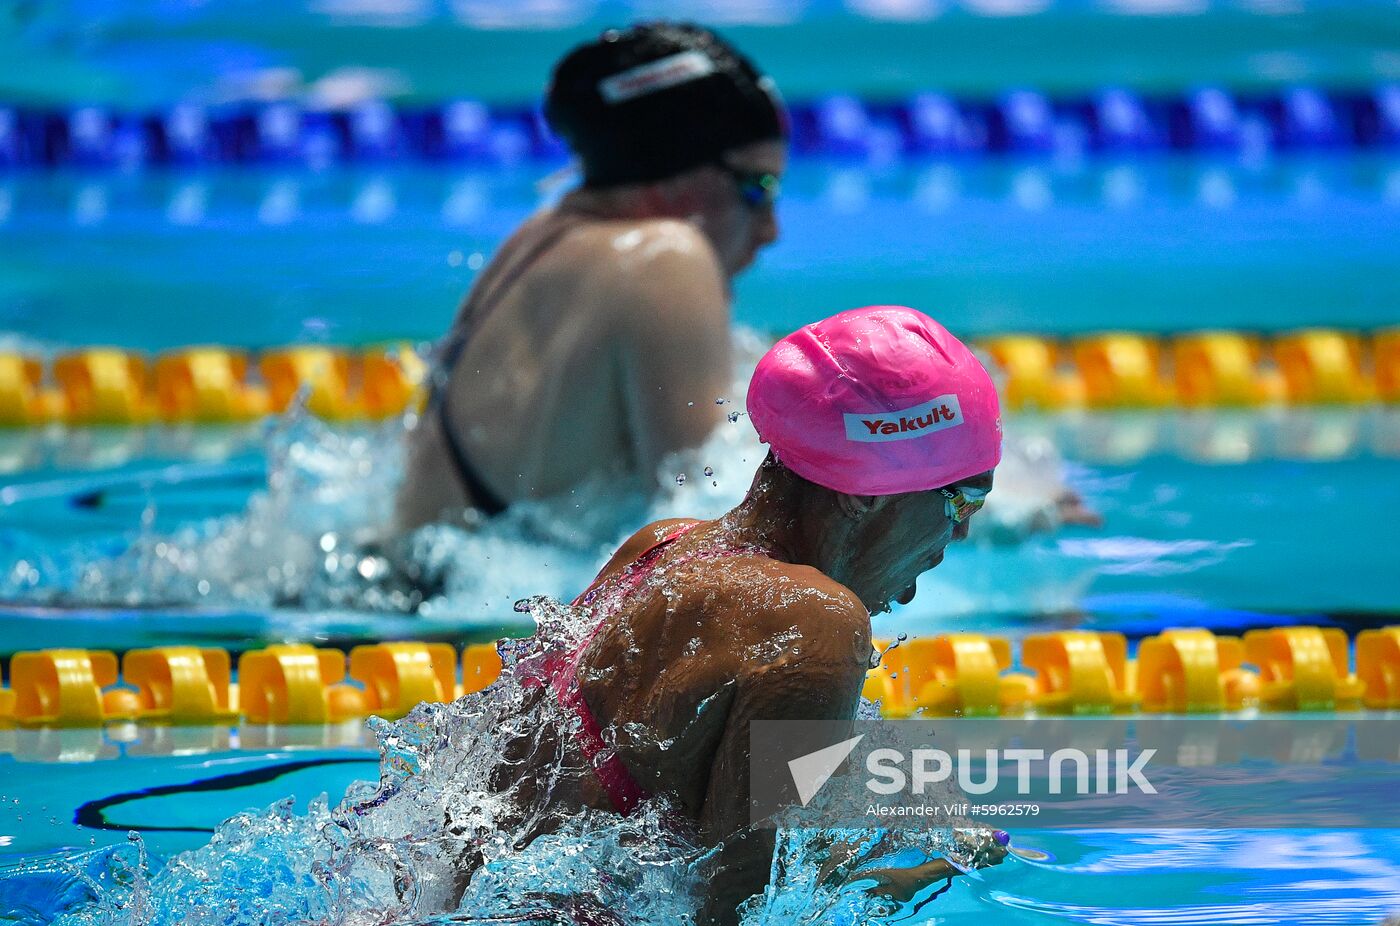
[396,212,732,529]
[572,519,873,820]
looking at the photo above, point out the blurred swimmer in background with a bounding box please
[397,22,787,530]
[470,307,1009,923]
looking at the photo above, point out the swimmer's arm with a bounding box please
[614,229,732,477]
[694,589,871,925]
[830,828,1010,904]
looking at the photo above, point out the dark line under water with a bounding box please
[72,756,376,833]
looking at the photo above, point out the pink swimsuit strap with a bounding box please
[556,522,761,817]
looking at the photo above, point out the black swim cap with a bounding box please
[544,22,787,188]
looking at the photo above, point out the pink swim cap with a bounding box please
[747,306,1002,496]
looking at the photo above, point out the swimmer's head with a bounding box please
[545,22,787,188]
[747,452,994,613]
[745,306,1003,611]
[545,22,788,276]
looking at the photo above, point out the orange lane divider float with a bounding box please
[3,329,1397,427]
[1243,626,1365,711]
[361,343,428,419]
[461,642,505,696]
[237,644,370,724]
[0,354,54,426]
[974,328,1391,412]
[259,347,361,421]
[7,649,131,726]
[4,628,1400,727]
[1071,335,1172,409]
[864,634,1021,717]
[0,344,429,428]
[1376,328,1400,404]
[1357,627,1400,709]
[258,343,428,422]
[1020,631,1141,714]
[152,349,267,423]
[53,350,150,425]
[349,642,457,720]
[1136,628,1259,712]
[980,337,1083,410]
[1273,330,1373,405]
[1172,333,1273,407]
[121,647,240,724]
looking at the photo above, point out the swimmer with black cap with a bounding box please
[396,22,787,530]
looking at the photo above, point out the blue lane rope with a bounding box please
[2,86,1397,171]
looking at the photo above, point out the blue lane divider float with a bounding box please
[1,85,1399,170]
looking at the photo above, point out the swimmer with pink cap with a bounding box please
[492,306,1006,925]
[747,304,1003,496]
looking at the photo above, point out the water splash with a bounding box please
[6,407,411,611]
[1,327,1088,626]
[37,598,702,924]
[25,598,1000,926]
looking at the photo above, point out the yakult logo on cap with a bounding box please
[844,395,964,443]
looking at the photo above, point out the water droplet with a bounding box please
[675,474,686,486]
[703,467,714,477]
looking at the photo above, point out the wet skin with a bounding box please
[473,458,1001,924]
[395,141,785,531]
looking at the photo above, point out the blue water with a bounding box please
[1,405,1396,921]
[3,406,1398,657]
[5,0,1399,107]
[3,705,1400,925]
[4,157,1399,349]
[4,20,1400,914]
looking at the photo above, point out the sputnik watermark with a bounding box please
[864,747,1156,796]
[790,742,1155,819]
[788,734,864,806]
[751,718,1400,830]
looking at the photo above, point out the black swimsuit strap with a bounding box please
[430,213,586,516]
[435,391,510,516]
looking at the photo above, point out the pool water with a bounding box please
[5,0,1399,106]
[1,398,1397,922]
[3,404,1398,649]
[4,157,1399,349]
[4,154,1398,650]
[5,10,1400,915]
[3,706,1400,925]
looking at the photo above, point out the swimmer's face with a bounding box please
[848,470,994,614]
[674,139,787,278]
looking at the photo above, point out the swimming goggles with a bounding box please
[718,163,780,209]
[940,485,989,524]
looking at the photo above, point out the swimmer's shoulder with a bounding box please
[569,216,715,262]
[566,218,726,305]
[688,554,872,667]
[732,557,870,632]
[594,518,703,582]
